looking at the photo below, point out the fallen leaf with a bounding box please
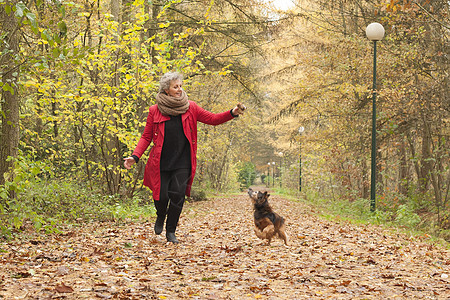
[341,280,351,286]
[55,283,74,293]
[95,282,108,287]
[173,269,183,275]
[11,271,32,279]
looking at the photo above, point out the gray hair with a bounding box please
[158,72,183,93]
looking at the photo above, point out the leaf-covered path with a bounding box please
[1,192,449,299]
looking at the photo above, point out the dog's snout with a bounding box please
[247,188,258,200]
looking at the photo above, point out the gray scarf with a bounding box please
[156,90,189,116]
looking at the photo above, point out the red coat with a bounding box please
[132,101,235,200]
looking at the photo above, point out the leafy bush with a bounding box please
[189,189,208,202]
[1,177,156,238]
[0,154,155,238]
[395,204,421,227]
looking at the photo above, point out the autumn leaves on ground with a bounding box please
[1,191,449,299]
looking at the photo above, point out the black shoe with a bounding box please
[154,216,165,235]
[166,232,179,244]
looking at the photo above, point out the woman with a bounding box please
[124,72,244,243]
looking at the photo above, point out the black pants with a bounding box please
[155,168,191,233]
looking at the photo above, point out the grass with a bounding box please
[270,186,450,249]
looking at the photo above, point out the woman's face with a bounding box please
[165,79,183,97]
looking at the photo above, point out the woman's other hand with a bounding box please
[232,103,246,116]
[123,157,136,169]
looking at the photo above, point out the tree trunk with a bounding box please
[398,137,409,196]
[150,2,161,65]
[361,157,369,199]
[419,112,433,193]
[0,2,20,200]
[111,0,121,24]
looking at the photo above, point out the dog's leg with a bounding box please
[262,224,275,245]
[277,223,288,245]
[254,227,265,240]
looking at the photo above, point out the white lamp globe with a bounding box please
[366,23,385,41]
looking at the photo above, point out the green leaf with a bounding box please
[5,4,11,15]
[58,21,67,36]
[30,25,39,35]
[25,11,35,22]
[41,30,54,46]
[52,48,60,58]
[15,2,27,17]
[54,33,61,44]
[58,5,66,18]
[2,82,14,95]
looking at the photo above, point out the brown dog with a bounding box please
[248,188,288,245]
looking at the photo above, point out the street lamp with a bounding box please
[298,126,305,192]
[366,22,385,212]
[267,162,270,187]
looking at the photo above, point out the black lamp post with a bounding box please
[366,23,385,212]
[298,126,304,192]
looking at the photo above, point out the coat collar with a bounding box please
[152,103,192,123]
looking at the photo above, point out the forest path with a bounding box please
[1,191,449,299]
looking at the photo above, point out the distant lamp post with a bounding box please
[278,152,283,188]
[298,126,305,192]
[267,162,270,187]
[366,22,385,212]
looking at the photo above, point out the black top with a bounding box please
[160,115,191,171]
[130,109,237,165]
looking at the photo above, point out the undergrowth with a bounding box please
[0,179,155,239]
[273,187,450,248]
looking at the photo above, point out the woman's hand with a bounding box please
[123,157,136,169]
[232,103,246,116]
